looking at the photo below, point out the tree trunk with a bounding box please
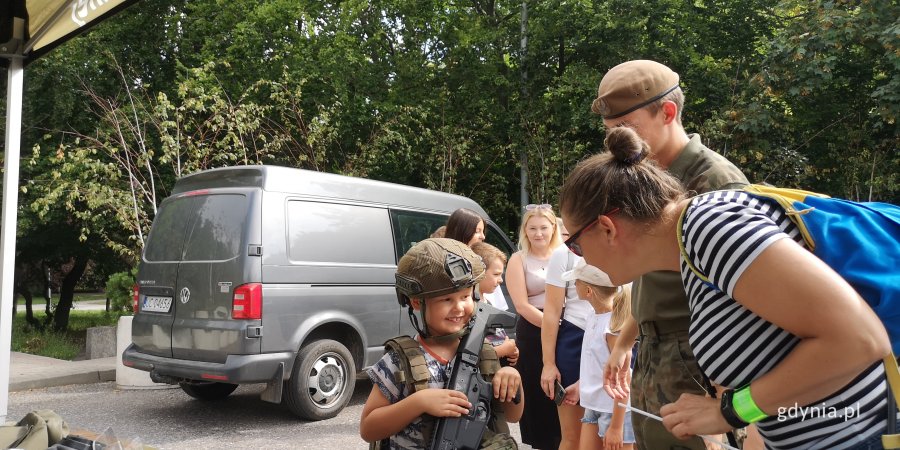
[53,256,89,332]
[17,287,41,329]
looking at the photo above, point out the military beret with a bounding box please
[594,60,680,119]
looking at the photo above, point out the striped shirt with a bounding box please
[680,190,887,449]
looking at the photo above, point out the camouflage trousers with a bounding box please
[632,329,709,450]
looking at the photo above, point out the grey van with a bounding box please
[122,165,516,420]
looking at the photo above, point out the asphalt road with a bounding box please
[8,380,530,449]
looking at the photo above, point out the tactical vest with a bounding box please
[369,336,518,450]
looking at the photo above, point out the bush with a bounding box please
[105,269,136,313]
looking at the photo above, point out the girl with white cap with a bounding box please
[559,259,635,450]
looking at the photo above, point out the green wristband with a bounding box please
[732,386,768,423]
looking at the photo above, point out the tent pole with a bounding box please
[0,55,24,423]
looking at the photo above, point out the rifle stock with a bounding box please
[429,303,518,450]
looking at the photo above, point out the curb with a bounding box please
[10,368,116,392]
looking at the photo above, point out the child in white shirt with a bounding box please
[559,259,634,450]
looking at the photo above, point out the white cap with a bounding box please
[560,258,614,287]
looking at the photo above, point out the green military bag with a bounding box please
[0,409,69,450]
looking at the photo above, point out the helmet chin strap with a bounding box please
[408,302,472,343]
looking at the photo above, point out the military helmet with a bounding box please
[395,238,486,306]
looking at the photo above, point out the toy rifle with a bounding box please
[429,303,519,450]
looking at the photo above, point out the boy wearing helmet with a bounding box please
[360,238,524,449]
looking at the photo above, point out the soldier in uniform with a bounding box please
[590,60,748,449]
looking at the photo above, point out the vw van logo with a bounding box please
[180,287,191,304]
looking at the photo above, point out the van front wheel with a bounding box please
[284,339,356,420]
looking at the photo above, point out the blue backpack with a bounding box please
[678,184,900,448]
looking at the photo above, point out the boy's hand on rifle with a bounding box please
[492,366,522,403]
[414,388,472,417]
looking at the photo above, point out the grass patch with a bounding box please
[12,298,127,360]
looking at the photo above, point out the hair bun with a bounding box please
[604,127,649,165]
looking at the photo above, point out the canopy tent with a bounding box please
[1,0,141,422]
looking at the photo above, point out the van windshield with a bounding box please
[144,194,248,262]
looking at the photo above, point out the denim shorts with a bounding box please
[582,408,636,444]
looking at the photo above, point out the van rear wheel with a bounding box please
[179,381,238,400]
[284,339,356,420]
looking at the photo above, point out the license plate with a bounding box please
[142,296,172,313]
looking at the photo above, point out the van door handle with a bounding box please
[247,326,263,338]
[248,245,262,256]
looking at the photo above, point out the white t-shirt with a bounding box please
[545,245,592,329]
[579,311,625,412]
[481,289,509,311]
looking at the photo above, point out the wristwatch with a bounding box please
[720,388,749,429]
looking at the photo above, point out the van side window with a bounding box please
[287,201,394,264]
[390,210,449,260]
[484,222,516,257]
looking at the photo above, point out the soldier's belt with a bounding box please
[638,319,691,337]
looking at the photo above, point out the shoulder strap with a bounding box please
[559,250,575,322]
[676,200,713,286]
[676,186,820,289]
[383,336,438,448]
[476,343,514,438]
[742,184,826,251]
[384,336,430,393]
[478,343,501,377]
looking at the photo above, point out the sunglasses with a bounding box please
[564,208,619,257]
[525,203,553,211]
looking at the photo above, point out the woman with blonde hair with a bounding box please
[506,204,564,449]
[540,218,593,450]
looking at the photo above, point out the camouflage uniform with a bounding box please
[631,134,747,450]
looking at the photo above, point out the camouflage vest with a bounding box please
[369,336,518,450]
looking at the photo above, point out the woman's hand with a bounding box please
[540,363,562,399]
[413,389,472,417]
[659,393,731,439]
[603,346,631,400]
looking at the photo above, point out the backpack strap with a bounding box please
[742,184,827,251]
[676,200,716,288]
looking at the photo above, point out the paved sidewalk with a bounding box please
[9,352,116,391]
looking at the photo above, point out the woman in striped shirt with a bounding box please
[557,126,893,449]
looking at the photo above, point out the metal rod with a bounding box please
[617,402,740,450]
